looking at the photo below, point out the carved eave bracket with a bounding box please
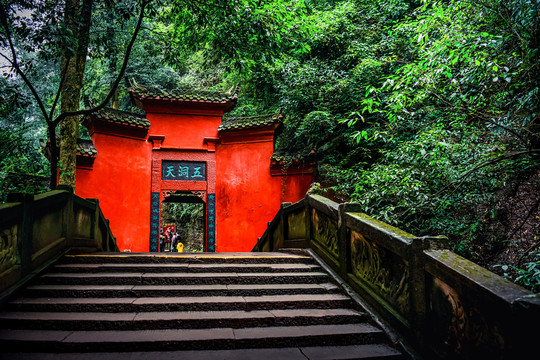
[162,190,206,203]
[148,135,165,150]
[203,137,220,152]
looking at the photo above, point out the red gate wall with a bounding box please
[76,90,313,252]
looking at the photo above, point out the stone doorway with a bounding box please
[160,193,206,253]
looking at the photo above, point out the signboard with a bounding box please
[162,224,175,234]
[207,193,215,252]
[162,160,206,181]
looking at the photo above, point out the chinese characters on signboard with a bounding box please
[150,192,160,252]
[207,193,215,252]
[161,161,206,181]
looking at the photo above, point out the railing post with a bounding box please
[338,203,362,277]
[409,236,428,349]
[255,238,261,251]
[304,195,312,248]
[410,235,447,348]
[57,185,74,247]
[105,219,111,251]
[337,204,348,277]
[86,198,101,250]
[267,221,273,252]
[280,202,292,243]
[7,193,34,275]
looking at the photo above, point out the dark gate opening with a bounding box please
[160,194,206,253]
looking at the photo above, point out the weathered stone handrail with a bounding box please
[0,186,117,300]
[253,194,539,359]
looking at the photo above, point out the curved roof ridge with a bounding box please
[219,112,283,131]
[89,107,150,128]
[223,112,281,120]
[129,83,240,104]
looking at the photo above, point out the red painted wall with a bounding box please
[215,131,313,252]
[76,133,152,252]
[77,102,313,253]
[146,112,221,150]
[281,174,314,201]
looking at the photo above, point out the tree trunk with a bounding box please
[58,0,92,190]
[107,4,119,110]
[48,125,59,189]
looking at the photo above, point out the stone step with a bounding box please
[60,252,314,265]
[23,283,340,298]
[35,272,330,286]
[0,324,387,352]
[7,294,352,313]
[0,345,405,360]
[0,308,366,330]
[49,262,321,274]
[0,252,404,358]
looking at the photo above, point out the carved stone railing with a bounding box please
[0,186,117,300]
[253,194,539,359]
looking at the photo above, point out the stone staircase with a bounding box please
[0,252,405,359]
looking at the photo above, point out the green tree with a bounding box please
[166,0,311,74]
[226,0,539,289]
[337,0,540,265]
[0,76,49,200]
[58,0,92,188]
[1,0,148,189]
[1,0,311,190]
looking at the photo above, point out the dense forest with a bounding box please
[1,0,539,291]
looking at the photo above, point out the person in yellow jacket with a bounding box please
[172,232,183,252]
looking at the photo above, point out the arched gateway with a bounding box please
[75,86,314,252]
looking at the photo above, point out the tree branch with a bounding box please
[190,0,227,10]
[398,150,540,220]
[510,197,540,243]
[48,56,71,121]
[435,150,540,203]
[428,90,529,146]
[455,150,540,186]
[52,0,149,126]
[0,4,50,124]
[483,116,529,147]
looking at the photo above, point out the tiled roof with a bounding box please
[219,113,283,131]
[130,84,240,105]
[89,107,150,128]
[76,139,97,157]
[271,150,317,165]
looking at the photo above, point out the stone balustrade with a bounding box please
[253,194,539,359]
[0,186,117,300]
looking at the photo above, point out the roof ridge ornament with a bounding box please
[128,81,240,111]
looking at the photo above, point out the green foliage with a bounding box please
[296,111,337,149]
[166,0,311,74]
[0,78,49,201]
[229,0,539,287]
[513,251,540,293]
[335,0,540,260]
[498,250,540,293]
[335,120,529,259]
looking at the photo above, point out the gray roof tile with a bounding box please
[90,108,150,128]
[219,113,283,131]
[130,85,240,105]
[76,139,97,157]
